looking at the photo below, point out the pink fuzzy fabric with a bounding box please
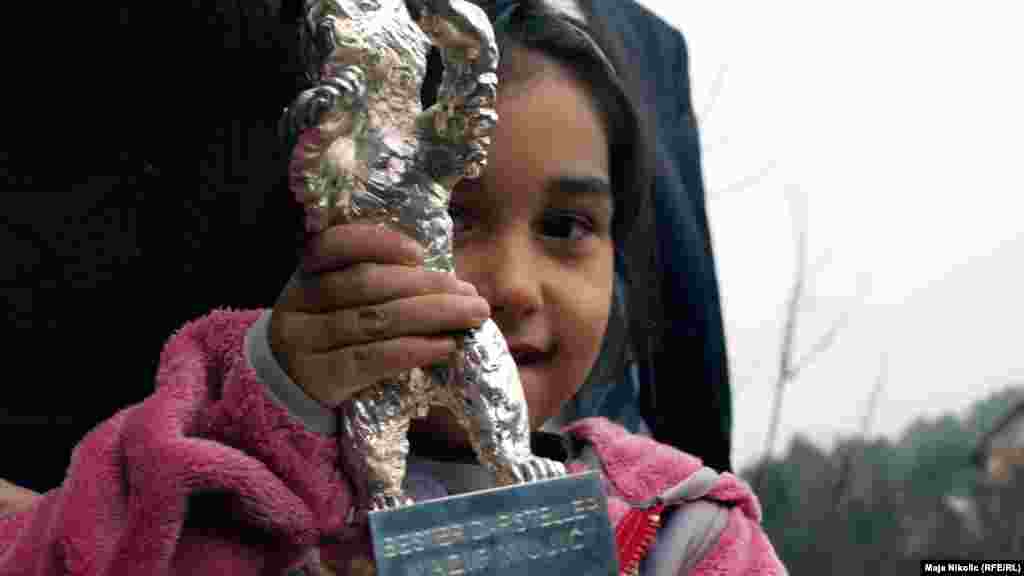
[0,309,349,575]
[564,418,785,575]
[0,310,782,575]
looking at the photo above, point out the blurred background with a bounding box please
[640,0,1024,569]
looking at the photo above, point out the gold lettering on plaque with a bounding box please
[434,524,466,547]
[426,556,445,576]
[546,528,564,558]
[511,511,528,534]
[524,536,544,561]
[494,512,512,533]
[494,539,520,568]
[386,504,599,573]
[445,553,466,576]
[396,529,430,556]
[382,537,399,559]
[467,520,489,541]
[569,525,587,551]
[573,497,600,514]
[472,547,489,572]
[535,506,555,528]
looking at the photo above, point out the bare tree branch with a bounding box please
[752,190,869,496]
[790,261,872,376]
[808,245,835,288]
[790,309,848,376]
[861,351,887,438]
[759,188,807,472]
[699,62,729,127]
[832,351,888,511]
[708,160,778,201]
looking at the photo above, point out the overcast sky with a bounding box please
[637,1,1024,469]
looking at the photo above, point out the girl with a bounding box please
[0,1,784,574]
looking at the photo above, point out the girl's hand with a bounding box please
[0,478,39,516]
[269,223,489,407]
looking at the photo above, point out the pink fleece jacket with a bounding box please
[563,419,785,575]
[0,310,784,575]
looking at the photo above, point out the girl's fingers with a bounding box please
[339,293,488,347]
[0,479,39,516]
[296,335,460,406]
[293,293,490,352]
[302,223,424,273]
[295,264,478,313]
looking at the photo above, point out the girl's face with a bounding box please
[450,53,615,432]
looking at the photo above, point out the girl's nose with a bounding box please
[468,232,542,325]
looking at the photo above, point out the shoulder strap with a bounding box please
[632,465,719,509]
[573,434,729,575]
[643,499,729,576]
[640,466,728,575]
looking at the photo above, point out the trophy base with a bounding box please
[369,471,618,576]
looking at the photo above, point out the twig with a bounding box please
[699,62,729,127]
[831,351,887,511]
[708,160,778,200]
[861,351,887,438]
[753,190,867,496]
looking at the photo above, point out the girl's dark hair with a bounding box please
[422,0,664,434]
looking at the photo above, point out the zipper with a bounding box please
[615,502,665,576]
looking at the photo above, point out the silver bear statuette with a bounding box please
[280,0,566,513]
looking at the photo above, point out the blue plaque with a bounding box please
[368,471,618,576]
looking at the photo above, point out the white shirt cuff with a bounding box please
[244,309,337,436]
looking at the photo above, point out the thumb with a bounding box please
[0,478,40,515]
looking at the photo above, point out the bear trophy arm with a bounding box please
[412,0,499,188]
[278,0,565,516]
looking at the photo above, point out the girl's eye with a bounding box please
[448,202,471,236]
[539,211,595,241]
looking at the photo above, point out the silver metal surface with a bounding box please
[282,0,565,514]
